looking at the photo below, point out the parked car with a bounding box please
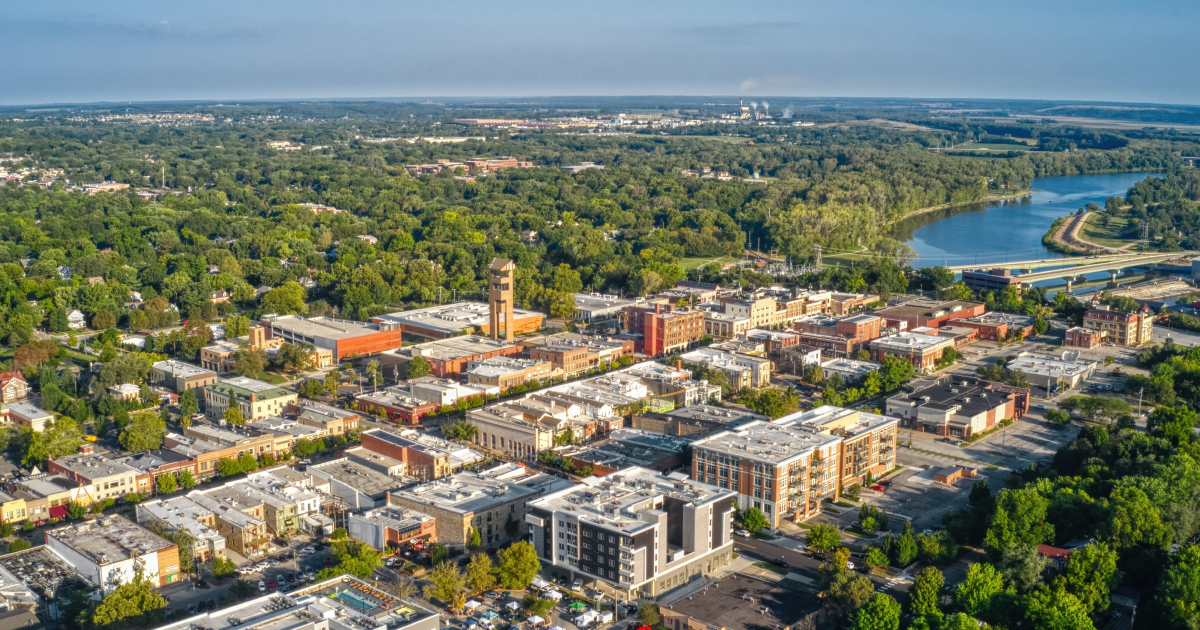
[258,580,267,593]
[305,567,315,578]
[206,599,216,612]
[484,591,500,600]
[267,579,277,590]
[572,577,583,591]
[287,572,296,583]
[188,604,197,615]
[869,484,885,492]
[735,529,751,537]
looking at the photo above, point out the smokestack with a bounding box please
[676,360,682,372]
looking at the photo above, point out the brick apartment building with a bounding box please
[625,304,704,356]
[1081,305,1154,347]
[794,314,883,357]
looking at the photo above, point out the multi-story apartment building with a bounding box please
[625,304,705,356]
[690,406,898,529]
[203,377,298,422]
[289,400,360,436]
[1081,305,1154,347]
[388,472,538,550]
[793,314,883,358]
[46,515,181,591]
[0,372,28,403]
[886,376,1029,437]
[199,341,240,373]
[525,467,736,599]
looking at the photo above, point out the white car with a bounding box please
[257,580,267,593]
[735,529,751,537]
[302,546,316,554]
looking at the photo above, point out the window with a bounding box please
[754,489,761,499]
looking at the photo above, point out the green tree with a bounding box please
[853,593,901,630]
[1150,404,1198,444]
[157,473,177,494]
[495,540,540,589]
[225,315,250,338]
[233,347,267,378]
[878,356,915,391]
[178,468,196,489]
[1160,545,1200,629]
[984,487,1054,551]
[179,389,199,417]
[468,527,482,550]
[864,547,890,574]
[298,378,325,399]
[430,542,449,565]
[465,552,496,592]
[741,507,769,532]
[1057,542,1120,615]
[276,342,316,375]
[894,526,919,567]
[807,523,842,552]
[909,567,944,618]
[1024,586,1095,630]
[637,603,660,627]
[91,569,168,629]
[7,540,30,553]
[1103,486,1172,550]
[212,556,238,579]
[223,407,246,426]
[827,570,875,621]
[92,310,116,330]
[406,356,431,379]
[423,561,467,611]
[955,562,1003,617]
[119,411,167,453]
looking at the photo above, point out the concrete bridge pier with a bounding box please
[1062,276,1074,294]
[1108,269,1120,288]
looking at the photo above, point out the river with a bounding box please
[897,171,1158,269]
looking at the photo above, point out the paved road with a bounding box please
[733,534,913,598]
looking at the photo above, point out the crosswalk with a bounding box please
[875,574,912,593]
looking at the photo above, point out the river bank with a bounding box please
[888,189,1032,226]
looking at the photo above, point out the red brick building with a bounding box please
[874,299,986,330]
[1064,326,1105,349]
[626,303,704,356]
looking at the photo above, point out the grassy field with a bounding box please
[679,256,740,270]
[1079,214,1137,248]
[955,142,1034,151]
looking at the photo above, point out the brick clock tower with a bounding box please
[488,258,516,342]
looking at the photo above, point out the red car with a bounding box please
[870,484,886,492]
[267,579,277,590]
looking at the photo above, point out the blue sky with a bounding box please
[5,0,1199,105]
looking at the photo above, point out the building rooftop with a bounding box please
[1005,354,1096,378]
[262,315,388,341]
[15,475,78,498]
[891,376,1023,416]
[46,515,174,566]
[573,294,637,312]
[210,377,294,400]
[820,358,880,379]
[0,545,93,604]
[531,467,734,536]
[680,348,770,370]
[951,312,1037,327]
[692,419,842,466]
[50,453,137,480]
[187,423,271,445]
[137,497,225,547]
[202,341,241,355]
[309,459,412,500]
[115,449,192,474]
[152,360,216,379]
[781,405,898,439]
[351,505,433,533]
[871,331,954,351]
[665,404,769,427]
[390,472,538,515]
[403,336,522,362]
[374,302,542,335]
[664,573,822,630]
[465,357,547,379]
[3,403,52,420]
[367,428,485,469]
[153,575,437,630]
[291,399,360,424]
[744,329,800,342]
[248,416,325,440]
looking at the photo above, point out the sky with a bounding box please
[5,0,1200,106]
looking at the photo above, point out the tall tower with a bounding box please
[488,258,516,342]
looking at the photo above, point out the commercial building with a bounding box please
[400,336,524,377]
[114,449,195,495]
[560,429,692,473]
[525,467,736,598]
[388,472,539,550]
[632,405,768,438]
[2,403,54,432]
[308,459,411,509]
[960,268,1023,294]
[202,377,298,422]
[361,428,484,479]
[1063,326,1105,349]
[886,376,1030,437]
[152,576,439,630]
[1005,354,1097,391]
[347,505,436,551]
[260,314,405,360]
[1081,305,1155,347]
[625,303,705,356]
[135,497,227,563]
[198,341,240,373]
[47,454,140,505]
[466,357,556,390]
[742,329,802,357]
[288,399,361,436]
[45,515,180,591]
[0,545,94,619]
[405,378,494,407]
[659,573,825,630]
[530,337,633,378]
[573,294,638,322]
[183,492,270,557]
[690,406,897,528]
[819,358,880,382]
[948,312,1037,341]
[870,332,957,371]
[679,348,771,389]
[371,302,544,341]
[874,299,986,330]
[353,389,440,424]
[150,360,218,393]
